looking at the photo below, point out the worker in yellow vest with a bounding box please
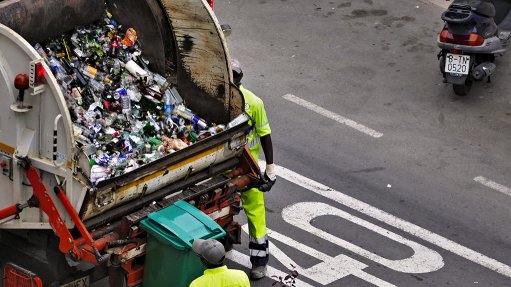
[190,239,250,287]
[231,58,277,280]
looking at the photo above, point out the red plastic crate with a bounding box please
[3,263,43,287]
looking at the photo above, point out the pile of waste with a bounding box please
[35,10,225,185]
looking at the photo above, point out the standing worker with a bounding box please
[231,58,277,280]
[190,239,250,287]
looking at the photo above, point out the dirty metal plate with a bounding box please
[60,276,89,287]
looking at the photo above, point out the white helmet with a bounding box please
[231,58,242,75]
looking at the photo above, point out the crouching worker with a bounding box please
[190,239,250,287]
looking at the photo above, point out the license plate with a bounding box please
[445,53,470,75]
[60,276,89,287]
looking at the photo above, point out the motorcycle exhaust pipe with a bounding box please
[472,62,496,81]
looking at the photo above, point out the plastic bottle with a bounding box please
[174,104,207,129]
[163,90,173,117]
[117,88,131,117]
[73,124,85,138]
[127,88,142,102]
[146,113,161,132]
[154,73,169,92]
[49,57,66,80]
[71,88,83,106]
[112,59,121,75]
[124,140,133,152]
[89,79,105,92]
[34,43,48,61]
[168,87,184,106]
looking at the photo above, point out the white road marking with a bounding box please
[226,250,314,287]
[254,225,396,286]
[474,176,511,197]
[283,202,444,274]
[260,161,511,278]
[282,94,384,138]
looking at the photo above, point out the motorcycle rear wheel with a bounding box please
[453,79,472,96]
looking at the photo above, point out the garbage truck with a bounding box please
[0,0,263,286]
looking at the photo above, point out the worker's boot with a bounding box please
[250,265,267,280]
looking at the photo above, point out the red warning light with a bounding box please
[35,62,46,84]
[207,0,214,10]
[29,60,46,89]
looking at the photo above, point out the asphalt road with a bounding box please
[93,0,511,286]
[213,0,511,286]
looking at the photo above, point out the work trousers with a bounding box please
[241,187,269,267]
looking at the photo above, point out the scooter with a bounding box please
[437,0,511,96]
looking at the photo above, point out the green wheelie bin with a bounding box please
[140,200,226,287]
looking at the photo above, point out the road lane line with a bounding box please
[226,250,314,287]
[474,176,511,197]
[260,161,511,278]
[282,94,384,138]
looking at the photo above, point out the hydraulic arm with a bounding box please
[0,157,106,264]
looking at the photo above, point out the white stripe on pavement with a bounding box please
[260,161,511,278]
[474,176,511,197]
[282,202,445,274]
[226,250,314,287]
[264,226,397,286]
[282,94,384,138]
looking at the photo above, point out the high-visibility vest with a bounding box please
[240,85,271,162]
[189,266,250,287]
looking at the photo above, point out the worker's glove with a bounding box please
[260,164,276,192]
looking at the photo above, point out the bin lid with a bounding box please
[140,201,226,250]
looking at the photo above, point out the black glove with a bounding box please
[259,172,276,192]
